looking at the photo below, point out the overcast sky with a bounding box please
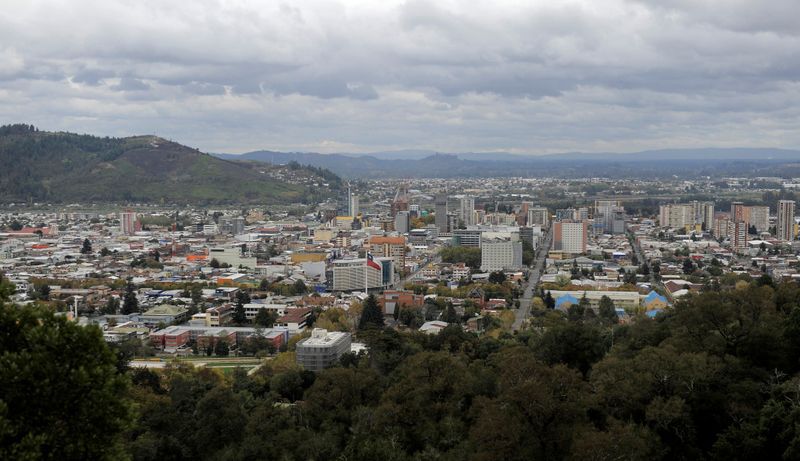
[1,0,799,154]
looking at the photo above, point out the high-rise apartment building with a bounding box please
[480,234,522,272]
[730,220,748,251]
[459,196,476,226]
[394,211,410,234]
[660,202,714,231]
[527,207,550,228]
[744,205,769,233]
[778,200,795,241]
[349,195,360,217]
[552,220,587,254]
[434,194,448,233]
[731,202,746,223]
[594,200,623,234]
[119,210,139,235]
[555,208,575,221]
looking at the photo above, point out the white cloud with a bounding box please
[0,0,798,154]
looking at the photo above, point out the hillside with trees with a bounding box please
[0,124,341,205]
[5,273,800,459]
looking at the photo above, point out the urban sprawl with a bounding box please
[2,175,799,370]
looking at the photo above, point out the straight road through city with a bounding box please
[513,226,553,331]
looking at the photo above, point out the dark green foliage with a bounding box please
[214,340,230,357]
[440,246,482,269]
[254,308,278,327]
[122,280,138,315]
[0,125,341,205]
[598,295,618,324]
[442,302,459,324]
[0,302,132,460]
[358,294,385,330]
[488,271,507,284]
[13,279,800,460]
[232,291,249,325]
[103,296,120,315]
[544,290,555,309]
[80,238,92,255]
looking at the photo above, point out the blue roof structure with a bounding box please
[642,291,668,307]
[645,309,663,318]
[555,294,580,310]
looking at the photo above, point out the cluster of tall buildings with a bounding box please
[659,199,797,249]
[659,201,715,231]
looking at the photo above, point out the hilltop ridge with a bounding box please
[0,124,340,205]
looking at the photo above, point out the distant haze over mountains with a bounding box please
[214,148,800,179]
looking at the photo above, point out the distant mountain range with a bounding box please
[0,124,341,205]
[214,148,800,179]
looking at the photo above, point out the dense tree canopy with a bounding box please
[8,280,800,459]
[0,302,132,460]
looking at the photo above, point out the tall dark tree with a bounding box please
[442,302,459,324]
[544,291,556,309]
[359,294,385,330]
[102,297,120,315]
[214,339,230,356]
[254,308,277,327]
[121,280,138,315]
[80,238,92,255]
[598,295,618,324]
[488,271,507,284]
[293,279,308,295]
[232,292,248,325]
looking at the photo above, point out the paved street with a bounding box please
[513,227,553,331]
[392,255,442,289]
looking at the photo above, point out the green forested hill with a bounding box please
[0,124,339,205]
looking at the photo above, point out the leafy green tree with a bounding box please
[488,271,507,284]
[598,295,618,324]
[293,279,308,295]
[439,246,482,269]
[232,291,249,325]
[209,258,221,269]
[0,302,133,460]
[359,294,385,330]
[544,291,555,309]
[80,238,92,255]
[254,308,278,327]
[0,273,14,302]
[683,258,695,274]
[121,280,138,315]
[399,306,425,328]
[191,386,244,458]
[214,339,229,356]
[442,302,459,324]
[102,296,120,315]
[33,283,50,301]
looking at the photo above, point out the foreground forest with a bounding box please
[4,276,800,460]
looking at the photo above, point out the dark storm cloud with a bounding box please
[0,0,798,154]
